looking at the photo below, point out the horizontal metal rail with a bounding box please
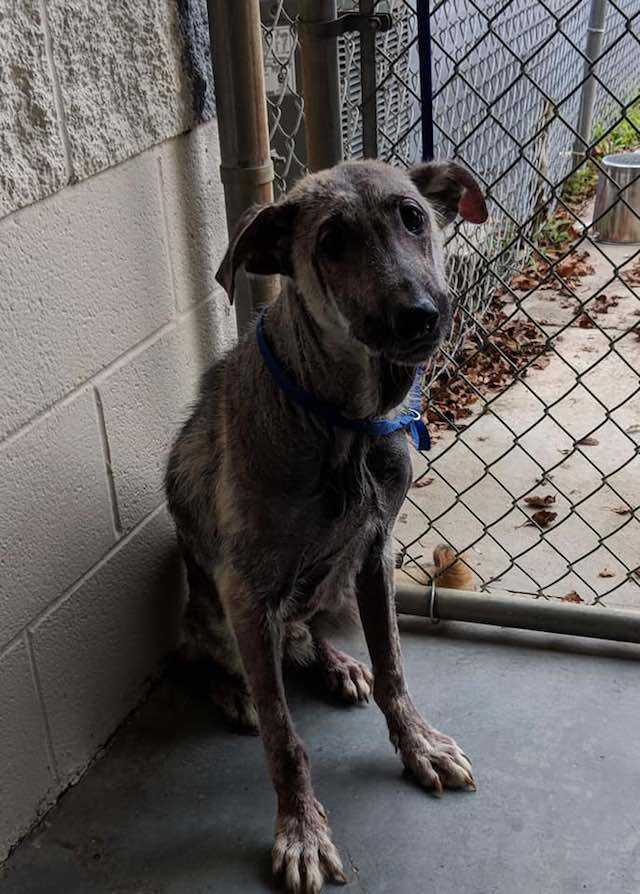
[396,583,640,645]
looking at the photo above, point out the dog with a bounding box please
[165,158,487,893]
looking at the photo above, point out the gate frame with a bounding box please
[206,0,278,333]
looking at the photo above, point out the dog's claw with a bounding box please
[465,775,477,792]
[273,799,345,894]
[318,646,372,706]
[394,715,475,795]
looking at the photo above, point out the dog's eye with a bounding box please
[399,202,425,235]
[318,224,345,262]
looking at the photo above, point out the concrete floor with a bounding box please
[2,621,640,894]
[399,234,640,608]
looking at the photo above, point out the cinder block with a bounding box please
[0,639,56,862]
[159,120,230,311]
[30,507,185,781]
[0,0,67,217]
[0,150,174,439]
[46,0,196,180]
[96,297,235,530]
[0,390,115,649]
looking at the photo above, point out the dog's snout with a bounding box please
[394,298,439,342]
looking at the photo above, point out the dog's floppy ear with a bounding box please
[215,201,296,303]
[409,161,488,226]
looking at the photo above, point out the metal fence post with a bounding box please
[207,0,277,334]
[297,0,344,171]
[416,0,434,160]
[572,0,608,164]
[359,0,378,159]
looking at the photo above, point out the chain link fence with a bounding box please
[260,1,307,194]
[260,0,640,609]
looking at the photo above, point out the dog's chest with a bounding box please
[282,434,412,621]
[332,432,411,519]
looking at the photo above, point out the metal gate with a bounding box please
[260,0,640,610]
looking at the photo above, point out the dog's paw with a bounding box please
[273,799,347,893]
[393,717,475,796]
[208,681,259,735]
[319,646,373,704]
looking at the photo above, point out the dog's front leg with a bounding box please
[356,538,475,795]
[220,568,347,894]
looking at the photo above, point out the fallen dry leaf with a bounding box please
[532,509,557,527]
[511,270,541,290]
[414,477,434,488]
[620,259,640,286]
[577,313,595,329]
[592,293,622,315]
[397,513,408,524]
[510,250,595,294]
[424,298,550,430]
[626,423,640,434]
[577,436,599,446]
[524,494,556,509]
[611,506,633,515]
[521,509,558,528]
[531,358,549,369]
[555,251,595,283]
[598,567,615,578]
[560,591,584,603]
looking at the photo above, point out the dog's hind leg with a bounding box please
[177,546,258,734]
[313,638,373,704]
[284,624,373,705]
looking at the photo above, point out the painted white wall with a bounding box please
[0,1,234,860]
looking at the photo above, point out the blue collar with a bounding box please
[256,309,430,451]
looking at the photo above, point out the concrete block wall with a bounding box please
[0,0,215,217]
[0,0,235,862]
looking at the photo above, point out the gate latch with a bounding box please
[296,12,394,39]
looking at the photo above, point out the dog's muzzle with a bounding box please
[393,296,440,343]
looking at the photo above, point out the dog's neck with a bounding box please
[264,284,416,420]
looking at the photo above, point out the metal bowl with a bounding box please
[593,152,640,244]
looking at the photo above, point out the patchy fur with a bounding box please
[165,159,487,893]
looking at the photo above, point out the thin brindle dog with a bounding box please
[165,159,488,893]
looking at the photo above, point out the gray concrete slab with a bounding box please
[2,622,639,894]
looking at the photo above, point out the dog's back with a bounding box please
[165,359,226,564]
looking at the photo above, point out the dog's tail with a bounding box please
[431,544,476,590]
[396,544,476,591]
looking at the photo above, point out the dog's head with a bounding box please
[216,160,487,365]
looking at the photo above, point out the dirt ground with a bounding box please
[396,224,640,610]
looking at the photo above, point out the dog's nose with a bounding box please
[394,298,439,341]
